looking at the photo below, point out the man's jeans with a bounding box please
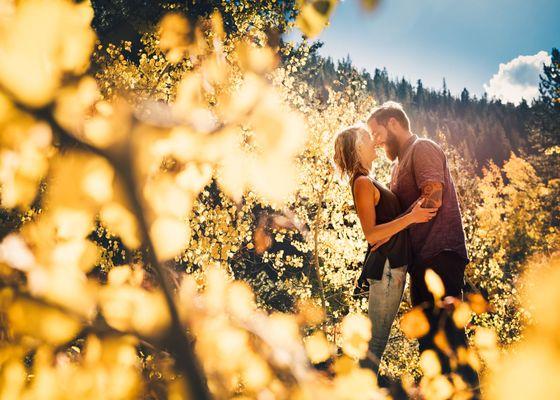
[360,260,407,375]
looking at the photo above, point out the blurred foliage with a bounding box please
[0,0,559,399]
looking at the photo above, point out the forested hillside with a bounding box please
[290,44,557,169]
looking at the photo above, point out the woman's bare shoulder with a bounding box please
[353,176,380,204]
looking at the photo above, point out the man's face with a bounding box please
[368,118,399,161]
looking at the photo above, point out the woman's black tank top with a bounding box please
[352,174,411,281]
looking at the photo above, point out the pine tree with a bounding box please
[461,88,470,103]
[414,79,425,107]
[539,48,560,109]
[442,77,449,98]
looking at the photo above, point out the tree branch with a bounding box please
[5,93,212,400]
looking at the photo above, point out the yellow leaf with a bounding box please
[296,298,325,326]
[0,234,35,272]
[420,374,454,400]
[216,147,248,203]
[241,352,271,391]
[27,264,97,318]
[249,157,298,203]
[82,99,131,149]
[158,13,190,63]
[51,238,101,272]
[333,368,378,398]
[331,354,356,376]
[419,349,441,378]
[0,120,52,209]
[474,327,497,349]
[175,162,213,195]
[99,202,141,249]
[425,268,445,299]
[340,313,371,359]
[304,331,332,364]
[108,265,133,286]
[237,41,278,74]
[434,330,452,356]
[400,306,430,339]
[51,207,93,240]
[361,0,381,12]
[59,0,95,74]
[295,0,337,39]
[467,293,489,314]
[204,265,229,314]
[210,11,225,42]
[172,73,204,118]
[143,175,194,218]
[253,224,272,255]
[267,312,301,348]
[100,286,171,337]
[225,281,256,320]
[0,0,95,107]
[150,217,191,261]
[81,157,115,204]
[453,302,472,328]
[54,77,101,134]
[0,359,26,399]
[7,298,81,345]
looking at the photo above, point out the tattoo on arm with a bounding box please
[421,181,443,208]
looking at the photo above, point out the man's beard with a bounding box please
[385,129,399,161]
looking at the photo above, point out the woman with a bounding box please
[333,124,437,375]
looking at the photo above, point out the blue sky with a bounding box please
[286,0,560,103]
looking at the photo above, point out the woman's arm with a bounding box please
[353,177,437,245]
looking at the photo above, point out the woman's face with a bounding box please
[355,129,378,170]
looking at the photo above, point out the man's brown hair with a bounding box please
[367,101,410,131]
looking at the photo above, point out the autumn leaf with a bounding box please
[467,293,489,314]
[453,302,473,328]
[434,330,452,356]
[361,0,381,12]
[419,349,441,378]
[253,216,273,254]
[304,331,332,364]
[295,0,337,39]
[425,268,445,300]
[340,313,371,359]
[150,216,191,261]
[158,13,191,63]
[0,0,95,107]
[400,306,430,339]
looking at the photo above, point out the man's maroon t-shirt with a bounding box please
[390,134,469,267]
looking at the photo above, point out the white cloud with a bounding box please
[483,51,551,105]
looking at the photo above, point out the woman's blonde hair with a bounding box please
[333,124,371,185]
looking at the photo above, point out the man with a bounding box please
[367,101,479,389]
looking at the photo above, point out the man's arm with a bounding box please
[413,140,445,209]
[420,181,443,208]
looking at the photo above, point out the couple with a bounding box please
[334,101,478,387]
